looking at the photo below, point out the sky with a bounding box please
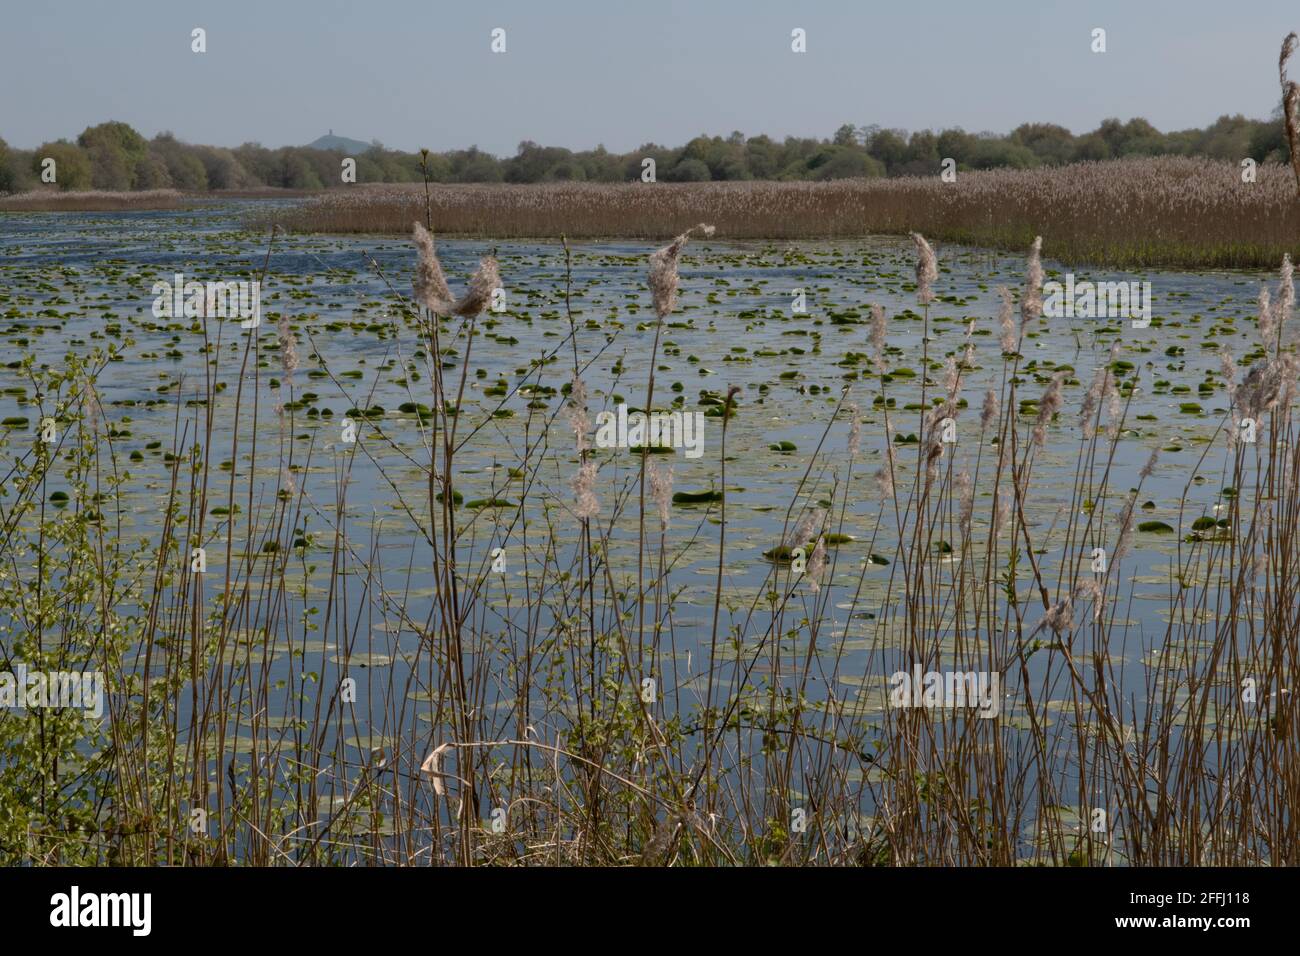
[1,0,1295,155]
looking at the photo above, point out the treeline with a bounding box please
[0,115,1290,192]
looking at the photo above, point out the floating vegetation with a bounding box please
[1,206,1295,873]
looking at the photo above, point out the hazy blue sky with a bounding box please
[1,0,1294,154]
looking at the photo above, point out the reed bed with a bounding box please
[272,157,1300,269]
[2,215,1299,867]
[0,189,186,212]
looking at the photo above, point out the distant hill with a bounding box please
[304,131,374,153]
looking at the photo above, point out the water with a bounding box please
[0,202,1281,862]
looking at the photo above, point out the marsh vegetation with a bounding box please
[1,200,1298,866]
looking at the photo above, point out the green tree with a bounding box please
[1010,123,1076,164]
[149,133,208,190]
[666,158,711,181]
[867,128,908,173]
[277,150,324,189]
[0,137,13,192]
[811,147,884,179]
[198,147,253,189]
[133,154,172,189]
[78,121,148,189]
[937,128,977,167]
[32,141,92,190]
[1072,133,1112,161]
[969,138,1038,169]
[447,146,502,182]
[833,123,860,146]
[745,135,778,178]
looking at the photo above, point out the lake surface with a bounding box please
[0,203,1281,862]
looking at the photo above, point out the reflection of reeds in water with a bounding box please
[6,207,1300,867]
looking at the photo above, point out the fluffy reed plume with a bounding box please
[1264,253,1294,349]
[992,491,1011,536]
[1279,253,1294,315]
[845,402,861,457]
[942,355,960,400]
[1080,359,1119,440]
[1238,352,1299,419]
[786,506,825,550]
[997,287,1016,353]
[647,456,673,531]
[911,233,938,306]
[1281,33,1300,196]
[869,303,888,371]
[806,535,827,591]
[567,375,599,519]
[277,315,299,383]
[648,223,715,319]
[959,323,977,368]
[956,469,974,535]
[572,459,599,520]
[1103,374,1122,439]
[412,222,453,312]
[1037,596,1074,636]
[1230,258,1300,424]
[81,377,102,435]
[1021,236,1044,328]
[1220,347,1240,408]
[1073,580,1104,622]
[1140,448,1160,480]
[873,439,897,500]
[1258,287,1274,346]
[1113,495,1137,563]
[1032,372,1066,447]
[1079,365,1104,438]
[455,255,501,318]
[924,400,954,482]
[873,464,895,501]
[566,374,590,452]
[981,389,999,430]
[1251,551,1270,584]
[411,221,501,317]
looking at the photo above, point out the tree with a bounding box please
[1010,123,1076,165]
[197,147,253,189]
[867,128,908,173]
[32,141,91,190]
[277,150,324,189]
[1249,116,1288,163]
[968,138,1038,169]
[905,130,940,168]
[133,154,172,189]
[833,123,859,146]
[78,121,148,189]
[150,133,208,190]
[666,158,711,182]
[1195,114,1256,161]
[811,147,884,179]
[744,136,777,178]
[1072,133,1112,161]
[937,128,977,167]
[447,146,502,182]
[0,137,13,193]
[505,141,575,182]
